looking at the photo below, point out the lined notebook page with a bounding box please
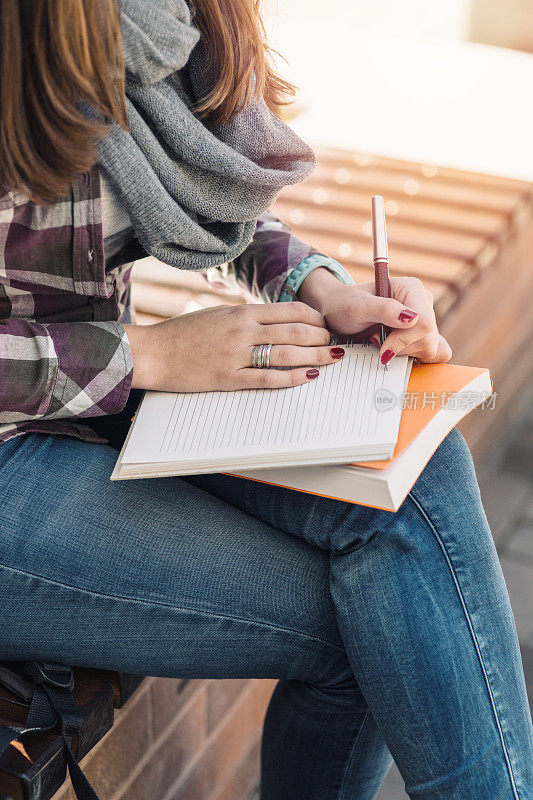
[122,345,409,467]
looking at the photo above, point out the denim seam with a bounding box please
[0,560,347,654]
[405,738,499,796]
[407,490,521,800]
[338,708,371,800]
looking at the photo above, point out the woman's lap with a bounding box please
[0,431,352,684]
[2,426,532,797]
[0,430,399,800]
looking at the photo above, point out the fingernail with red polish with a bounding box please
[306,369,320,379]
[398,309,418,323]
[370,335,380,347]
[330,347,345,359]
[381,349,394,365]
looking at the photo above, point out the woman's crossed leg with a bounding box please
[187,429,533,800]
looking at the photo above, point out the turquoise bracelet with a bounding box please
[277,254,354,302]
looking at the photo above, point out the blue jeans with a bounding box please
[0,393,532,800]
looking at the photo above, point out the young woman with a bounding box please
[0,1,531,798]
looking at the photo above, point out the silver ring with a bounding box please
[251,343,273,368]
[251,344,262,368]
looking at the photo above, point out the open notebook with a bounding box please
[232,362,492,511]
[111,347,492,511]
[112,345,411,478]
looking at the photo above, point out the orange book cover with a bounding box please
[354,361,491,471]
[226,361,492,511]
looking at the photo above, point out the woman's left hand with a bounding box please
[297,268,452,366]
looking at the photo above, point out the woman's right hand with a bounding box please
[123,302,346,392]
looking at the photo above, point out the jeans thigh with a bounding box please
[0,434,350,685]
[183,428,484,554]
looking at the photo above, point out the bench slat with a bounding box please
[312,161,530,213]
[280,182,508,238]
[316,146,533,193]
[274,199,489,264]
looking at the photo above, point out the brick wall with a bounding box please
[52,678,276,800]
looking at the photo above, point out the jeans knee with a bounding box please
[398,428,499,573]
[328,429,489,557]
[409,428,487,529]
[414,428,480,503]
[300,429,489,557]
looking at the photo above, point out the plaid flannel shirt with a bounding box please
[0,164,352,446]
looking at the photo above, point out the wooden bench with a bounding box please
[2,146,532,800]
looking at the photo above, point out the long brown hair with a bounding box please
[191,0,295,124]
[0,0,294,205]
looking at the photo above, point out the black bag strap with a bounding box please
[0,661,101,800]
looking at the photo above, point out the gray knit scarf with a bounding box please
[96,0,315,270]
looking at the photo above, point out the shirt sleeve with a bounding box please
[0,319,133,424]
[204,211,354,304]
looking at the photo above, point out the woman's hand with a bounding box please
[298,268,452,365]
[123,302,346,392]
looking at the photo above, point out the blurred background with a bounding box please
[265,0,533,48]
[262,0,533,180]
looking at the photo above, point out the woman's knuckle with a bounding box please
[214,367,232,385]
[238,304,256,323]
[392,334,410,351]
[416,343,432,358]
[227,307,249,332]
[230,305,246,322]
[277,345,291,363]
[290,301,306,319]
[418,317,434,335]
[420,337,439,358]
[228,324,247,341]
[261,370,276,387]
[226,374,241,390]
[288,369,302,387]
[290,323,306,342]
[221,346,236,364]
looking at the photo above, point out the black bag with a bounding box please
[0,661,101,800]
